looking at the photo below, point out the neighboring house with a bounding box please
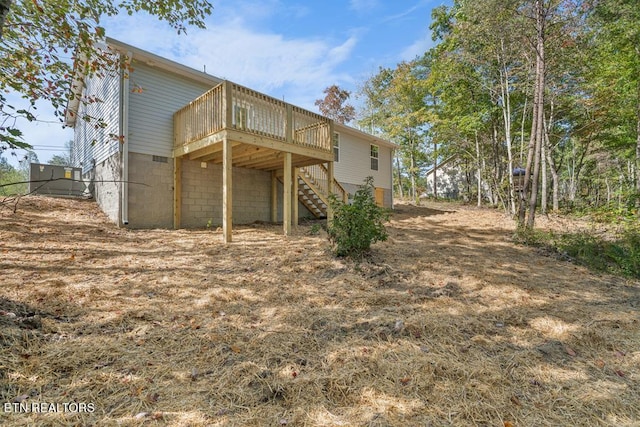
[66,38,396,241]
[423,156,465,199]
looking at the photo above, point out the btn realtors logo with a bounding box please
[3,401,96,414]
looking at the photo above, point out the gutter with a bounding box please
[120,51,132,226]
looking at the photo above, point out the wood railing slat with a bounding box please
[174,80,332,155]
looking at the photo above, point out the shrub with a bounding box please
[515,226,640,279]
[326,176,389,258]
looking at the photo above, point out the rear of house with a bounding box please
[333,124,395,208]
[66,38,395,232]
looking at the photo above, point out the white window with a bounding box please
[333,132,340,162]
[370,144,379,171]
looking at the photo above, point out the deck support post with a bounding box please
[173,157,182,229]
[222,137,233,243]
[271,170,278,223]
[327,160,335,223]
[292,167,299,227]
[283,152,292,236]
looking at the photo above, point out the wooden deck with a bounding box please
[172,80,341,242]
[173,80,334,169]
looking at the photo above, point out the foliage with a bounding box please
[514,224,640,279]
[309,223,321,236]
[48,154,71,166]
[359,57,432,201]
[356,0,639,222]
[314,85,356,124]
[0,155,27,195]
[48,140,73,166]
[326,176,389,258]
[0,0,213,151]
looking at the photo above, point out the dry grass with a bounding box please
[1,196,638,426]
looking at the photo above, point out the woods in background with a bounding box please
[357,0,640,228]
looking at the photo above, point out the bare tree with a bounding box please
[315,85,356,124]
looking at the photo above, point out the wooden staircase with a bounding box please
[278,163,348,218]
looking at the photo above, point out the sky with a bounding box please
[5,0,450,166]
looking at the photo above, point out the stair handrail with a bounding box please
[300,163,348,203]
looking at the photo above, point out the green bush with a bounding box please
[515,226,640,279]
[326,176,389,258]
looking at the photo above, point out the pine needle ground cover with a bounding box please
[1,197,638,426]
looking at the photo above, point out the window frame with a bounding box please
[333,132,340,162]
[370,144,379,171]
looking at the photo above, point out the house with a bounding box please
[423,156,464,199]
[65,38,396,242]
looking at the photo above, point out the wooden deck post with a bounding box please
[222,137,233,243]
[173,157,182,229]
[271,170,278,223]
[283,152,292,236]
[292,167,299,227]
[327,160,335,223]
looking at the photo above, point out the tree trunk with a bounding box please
[636,76,640,214]
[395,152,404,199]
[543,115,559,211]
[433,141,438,199]
[520,96,528,165]
[410,151,417,202]
[476,131,482,207]
[499,42,516,215]
[541,139,548,214]
[526,0,546,230]
[0,0,12,39]
[518,92,538,225]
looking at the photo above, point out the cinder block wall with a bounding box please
[105,152,321,229]
[93,152,121,224]
[181,159,272,228]
[127,152,174,228]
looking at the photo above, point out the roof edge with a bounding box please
[105,37,223,86]
[334,123,399,149]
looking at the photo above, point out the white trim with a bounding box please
[334,123,398,150]
[120,51,132,226]
[370,144,379,171]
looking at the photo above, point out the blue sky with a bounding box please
[6,0,449,166]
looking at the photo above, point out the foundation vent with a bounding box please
[152,155,168,163]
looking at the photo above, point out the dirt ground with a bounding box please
[1,196,638,426]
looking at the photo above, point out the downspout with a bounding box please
[120,52,132,226]
[390,147,395,209]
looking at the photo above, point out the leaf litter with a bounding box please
[0,196,638,426]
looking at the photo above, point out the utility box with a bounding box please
[29,163,86,197]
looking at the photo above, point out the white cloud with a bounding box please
[349,0,381,14]
[399,33,434,61]
[102,7,360,110]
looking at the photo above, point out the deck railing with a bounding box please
[300,163,348,203]
[174,84,225,147]
[174,81,332,154]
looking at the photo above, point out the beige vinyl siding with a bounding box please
[72,68,121,174]
[334,131,392,190]
[127,61,216,158]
